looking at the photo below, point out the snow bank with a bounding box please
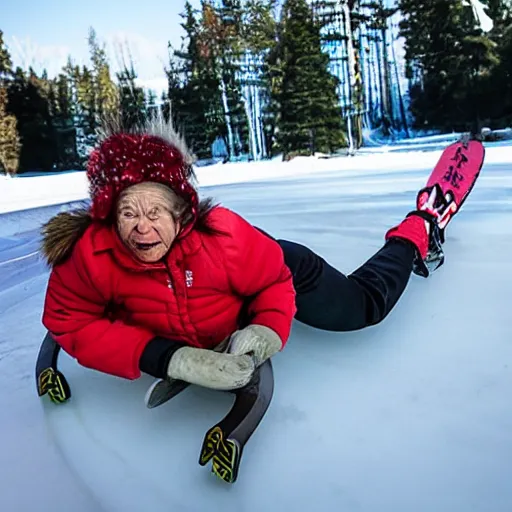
[1,142,511,215]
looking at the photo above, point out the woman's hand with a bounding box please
[227,325,283,367]
[166,346,255,390]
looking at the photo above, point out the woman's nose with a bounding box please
[135,216,152,234]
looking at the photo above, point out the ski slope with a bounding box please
[1,142,512,512]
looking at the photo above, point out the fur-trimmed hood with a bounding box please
[40,208,93,267]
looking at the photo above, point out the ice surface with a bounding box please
[1,141,512,512]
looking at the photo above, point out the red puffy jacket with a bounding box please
[42,206,297,380]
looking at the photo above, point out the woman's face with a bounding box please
[116,182,180,263]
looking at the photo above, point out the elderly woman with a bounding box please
[41,119,483,393]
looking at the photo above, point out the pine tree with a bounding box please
[0,30,20,175]
[76,66,96,133]
[167,1,225,159]
[240,0,279,158]
[146,89,158,117]
[59,60,96,164]
[0,87,20,175]
[7,67,57,172]
[117,55,147,131]
[496,25,512,122]
[277,0,346,159]
[62,58,89,165]
[198,1,245,158]
[56,73,73,121]
[215,0,250,158]
[485,0,512,125]
[51,73,78,168]
[0,31,12,79]
[88,28,119,123]
[243,0,278,54]
[399,0,500,131]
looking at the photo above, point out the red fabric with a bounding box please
[42,207,297,380]
[87,133,198,220]
[384,214,429,259]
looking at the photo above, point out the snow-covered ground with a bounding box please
[1,141,512,512]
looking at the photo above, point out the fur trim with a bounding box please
[40,207,92,266]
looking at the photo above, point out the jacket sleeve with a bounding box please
[42,241,155,380]
[217,208,297,346]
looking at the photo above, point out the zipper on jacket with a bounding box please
[165,263,174,291]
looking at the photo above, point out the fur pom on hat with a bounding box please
[87,114,198,220]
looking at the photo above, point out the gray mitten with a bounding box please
[227,324,283,367]
[167,346,255,390]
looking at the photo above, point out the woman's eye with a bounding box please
[123,211,135,218]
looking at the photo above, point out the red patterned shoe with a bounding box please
[386,136,486,277]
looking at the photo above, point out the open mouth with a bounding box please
[134,242,161,251]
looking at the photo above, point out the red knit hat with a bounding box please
[86,133,198,221]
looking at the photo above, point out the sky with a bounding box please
[2,0,203,96]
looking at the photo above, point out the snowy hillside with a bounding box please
[1,141,512,512]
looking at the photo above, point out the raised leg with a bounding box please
[278,238,416,331]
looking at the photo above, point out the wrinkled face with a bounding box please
[116,182,181,263]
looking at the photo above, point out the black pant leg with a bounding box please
[277,238,416,331]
